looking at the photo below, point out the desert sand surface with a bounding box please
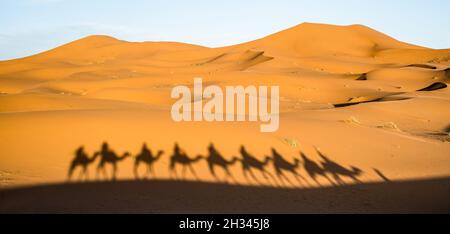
[0,23,449,212]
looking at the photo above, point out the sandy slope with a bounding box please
[0,23,449,190]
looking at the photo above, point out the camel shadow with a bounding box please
[201,143,239,183]
[67,142,375,188]
[95,142,130,181]
[315,147,363,185]
[269,148,307,187]
[238,146,275,185]
[300,150,335,186]
[68,146,99,181]
[169,143,203,180]
[134,143,164,180]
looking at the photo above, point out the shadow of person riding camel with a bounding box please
[269,148,307,187]
[169,143,203,180]
[199,143,240,183]
[238,146,275,185]
[68,141,370,187]
[299,147,363,186]
[315,147,363,185]
[68,146,99,181]
[300,150,336,186]
[95,142,130,181]
[134,143,164,180]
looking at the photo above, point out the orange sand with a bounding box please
[0,23,449,188]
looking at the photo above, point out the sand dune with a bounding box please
[0,23,449,202]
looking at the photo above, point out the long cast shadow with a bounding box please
[373,168,391,182]
[68,146,99,181]
[95,142,130,181]
[315,147,363,185]
[269,148,307,187]
[200,143,239,183]
[169,143,203,180]
[238,146,275,185]
[67,143,371,189]
[300,150,335,186]
[134,143,164,180]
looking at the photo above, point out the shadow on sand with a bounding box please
[0,177,449,213]
[67,142,395,188]
[32,142,448,213]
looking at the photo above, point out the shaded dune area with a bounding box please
[1,177,449,213]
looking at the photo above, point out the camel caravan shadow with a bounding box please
[68,142,377,188]
[68,142,130,181]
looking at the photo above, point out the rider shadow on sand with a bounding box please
[238,146,276,186]
[200,143,239,184]
[300,150,336,187]
[67,142,370,187]
[169,143,203,180]
[315,147,363,185]
[68,146,99,181]
[269,148,308,187]
[134,143,164,180]
[95,142,130,181]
